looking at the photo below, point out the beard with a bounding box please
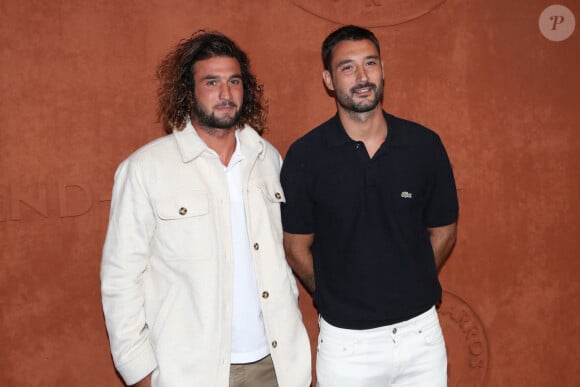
[192,99,241,130]
[335,81,384,113]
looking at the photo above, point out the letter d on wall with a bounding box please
[58,183,93,218]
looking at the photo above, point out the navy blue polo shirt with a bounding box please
[281,111,458,329]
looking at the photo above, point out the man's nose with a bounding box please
[219,83,233,100]
[355,66,368,83]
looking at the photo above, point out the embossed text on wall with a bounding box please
[0,181,111,221]
[289,0,446,27]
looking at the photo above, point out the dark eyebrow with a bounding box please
[201,74,242,81]
[335,59,354,68]
[201,75,219,81]
[335,55,380,68]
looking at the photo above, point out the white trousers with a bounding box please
[316,306,447,387]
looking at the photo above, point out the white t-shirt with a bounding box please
[226,131,270,364]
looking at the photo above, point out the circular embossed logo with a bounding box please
[289,0,446,27]
[438,290,490,386]
[539,4,576,42]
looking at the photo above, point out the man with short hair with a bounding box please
[281,25,458,386]
[101,30,311,387]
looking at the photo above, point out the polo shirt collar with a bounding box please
[325,111,406,149]
[326,114,352,148]
[383,112,406,148]
[225,130,245,171]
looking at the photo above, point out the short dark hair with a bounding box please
[157,30,267,134]
[321,25,381,72]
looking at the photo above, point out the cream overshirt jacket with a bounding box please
[101,122,311,387]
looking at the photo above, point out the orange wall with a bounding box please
[1,1,578,386]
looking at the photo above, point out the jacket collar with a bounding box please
[173,120,265,163]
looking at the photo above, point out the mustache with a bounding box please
[350,82,377,94]
[214,101,238,109]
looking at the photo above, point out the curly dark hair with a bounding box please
[157,30,267,135]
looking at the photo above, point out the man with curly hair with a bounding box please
[101,30,311,387]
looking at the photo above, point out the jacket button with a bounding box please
[253,243,260,250]
[274,192,281,199]
[271,340,277,348]
[179,207,187,215]
[262,291,269,299]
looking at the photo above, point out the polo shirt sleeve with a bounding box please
[280,143,314,234]
[423,135,459,228]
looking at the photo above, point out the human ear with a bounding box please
[322,70,334,91]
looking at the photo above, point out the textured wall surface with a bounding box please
[1,1,578,385]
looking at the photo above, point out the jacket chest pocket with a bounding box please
[255,178,286,204]
[249,178,286,242]
[154,191,215,260]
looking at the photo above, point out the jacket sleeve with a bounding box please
[100,157,158,385]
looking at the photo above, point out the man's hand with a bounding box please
[427,223,457,270]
